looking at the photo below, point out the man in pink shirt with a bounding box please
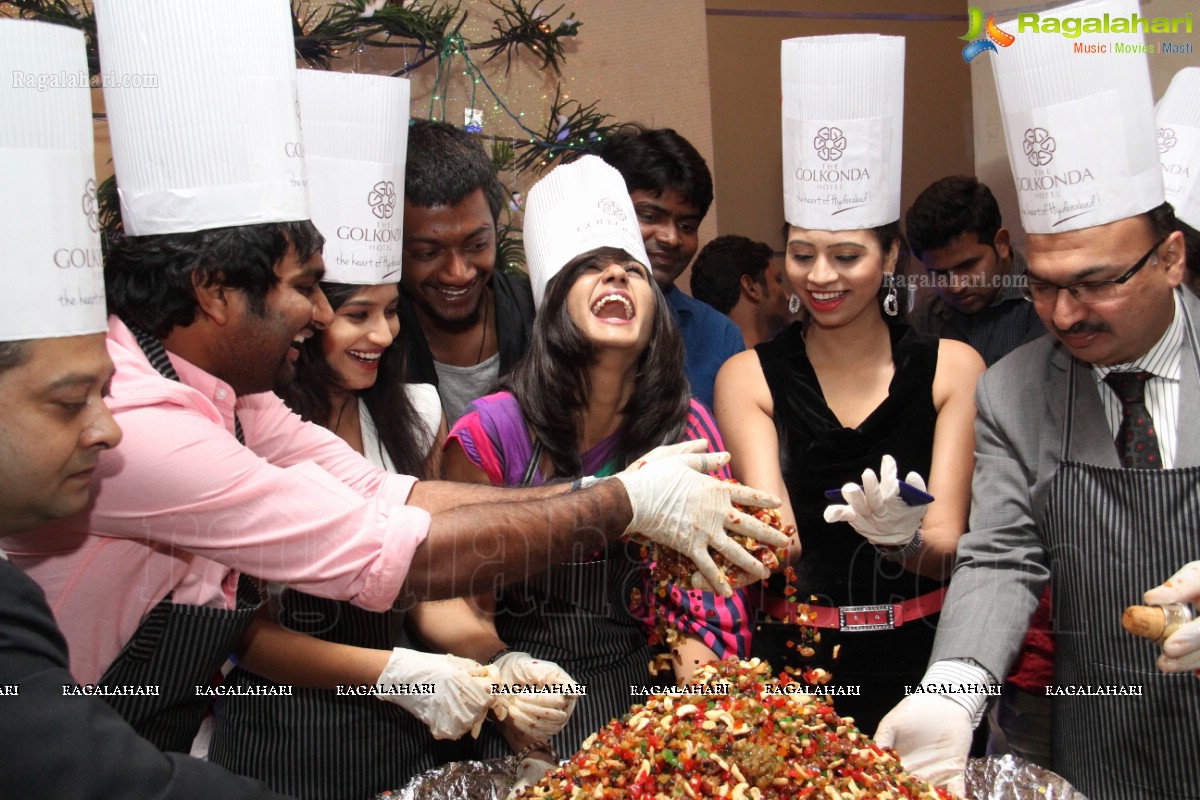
[5,215,785,751]
[2,0,785,755]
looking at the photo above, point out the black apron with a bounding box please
[1041,313,1200,799]
[477,442,655,758]
[98,324,262,752]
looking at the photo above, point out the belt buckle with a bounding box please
[838,604,895,632]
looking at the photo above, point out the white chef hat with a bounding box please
[524,156,650,309]
[297,70,410,285]
[1155,67,1200,231]
[95,0,308,236]
[0,19,107,341]
[781,34,905,231]
[992,0,1163,234]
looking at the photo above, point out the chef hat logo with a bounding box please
[597,197,626,221]
[1157,128,1177,154]
[1022,127,1056,167]
[368,180,396,220]
[813,126,848,162]
[82,178,99,233]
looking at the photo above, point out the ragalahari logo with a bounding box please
[813,127,847,162]
[368,181,396,220]
[961,7,1016,62]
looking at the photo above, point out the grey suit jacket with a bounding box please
[929,289,1200,680]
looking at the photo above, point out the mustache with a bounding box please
[1056,321,1111,336]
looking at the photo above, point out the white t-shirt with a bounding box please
[358,383,443,472]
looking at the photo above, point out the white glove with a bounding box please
[824,454,927,547]
[875,693,972,794]
[1143,561,1200,675]
[491,651,579,743]
[375,648,496,740]
[614,440,788,597]
[506,756,556,799]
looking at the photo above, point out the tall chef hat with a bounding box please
[1155,67,1200,231]
[524,155,650,309]
[95,0,308,236]
[781,34,905,231]
[297,70,410,285]
[0,20,107,341]
[992,0,1162,234]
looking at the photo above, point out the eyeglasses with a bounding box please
[1021,238,1165,305]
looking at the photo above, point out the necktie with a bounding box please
[1103,371,1162,469]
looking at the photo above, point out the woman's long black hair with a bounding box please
[498,247,692,478]
[279,282,430,479]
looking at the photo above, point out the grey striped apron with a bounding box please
[477,444,655,758]
[208,592,471,799]
[98,324,263,752]
[1041,329,1200,799]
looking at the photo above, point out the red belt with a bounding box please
[762,587,947,632]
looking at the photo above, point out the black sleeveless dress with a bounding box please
[749,321,948,734]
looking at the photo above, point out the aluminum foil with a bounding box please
[965,755,1088,800]
[374,757,515,800]
[377,753,1084,800]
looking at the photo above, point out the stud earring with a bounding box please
[788,293,802,315]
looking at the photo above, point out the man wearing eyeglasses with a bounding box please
[874,9,1200,800]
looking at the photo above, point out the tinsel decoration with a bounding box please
[512,86,614,174]
[4,0,620,274]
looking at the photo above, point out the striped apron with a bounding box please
[1042,334,1200,798]
[97,324,263,752]
[480,539,656,758]
[207,592,472,800]
[476,444,655,758]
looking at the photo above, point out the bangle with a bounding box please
[875,529,923,562]
[486,648,514,665]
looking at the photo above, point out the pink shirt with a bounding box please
[2,317,430,683]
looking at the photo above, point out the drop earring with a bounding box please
[883,274,899,317]
[788,293,802,315]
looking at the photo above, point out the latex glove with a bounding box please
[824,454,927,546]
[375,648,495,740]
[491,651,579,743]
[1143,561,1200,675]
[875,694,971,795]
[618,440,709,473]
[614,441,787,596]
[506,756,556,799]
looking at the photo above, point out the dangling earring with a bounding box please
[788,293,802,315]
[883,274,899,317]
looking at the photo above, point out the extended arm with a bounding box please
[900,340,984,579]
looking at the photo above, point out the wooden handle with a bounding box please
[1122,605,1167,641]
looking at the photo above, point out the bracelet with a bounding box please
[570,475,600,492]
[875,529,923,562]
[506,741,561,795]
[513,740,560,763]
[486,648,514,665]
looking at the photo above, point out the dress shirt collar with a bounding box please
[108,316,238,412]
